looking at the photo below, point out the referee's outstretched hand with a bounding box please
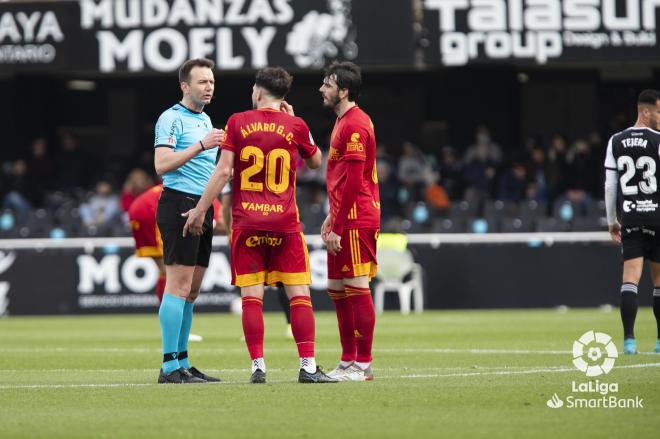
[182,207,204,237]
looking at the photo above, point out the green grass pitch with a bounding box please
[0,308,658,438]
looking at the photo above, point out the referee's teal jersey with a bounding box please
[154,103,216,196]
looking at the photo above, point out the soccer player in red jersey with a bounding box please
[128,183,223,304]
[319,61,380,381]
[183,67,336,384]
[128,184,167,302]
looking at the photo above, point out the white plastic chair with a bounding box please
[373,248,423,315]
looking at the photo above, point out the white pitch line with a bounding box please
[0,347,576,354]
[2,347,659,356]
[379,362,660,379]
[0,365,577,373]
[0,363,659,389]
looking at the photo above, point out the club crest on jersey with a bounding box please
[621,138,648,148]
[346,132,364,152]
[329,147,340,161]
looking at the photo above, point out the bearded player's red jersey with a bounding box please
[222,108,318,232]
[327,106,380,230]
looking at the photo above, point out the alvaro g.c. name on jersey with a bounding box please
[605,127,660,227]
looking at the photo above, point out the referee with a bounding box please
[153,58,224,384]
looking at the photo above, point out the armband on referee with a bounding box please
[199,140,206,152]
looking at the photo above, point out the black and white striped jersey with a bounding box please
[605,127,660,227]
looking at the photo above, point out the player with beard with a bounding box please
[319,61,380,380]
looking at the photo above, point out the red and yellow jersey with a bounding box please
[129,184,220,222]
[326,106,380,230]
[128,184,163,222]
[222,108,318,232]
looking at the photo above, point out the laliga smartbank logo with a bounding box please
[546,331,643,409]
[572,330,617,377]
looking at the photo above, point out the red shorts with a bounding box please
[231,229,311,287]
[129,208,163,258]
[328,228,379,280]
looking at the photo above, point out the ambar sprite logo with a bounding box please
[572,330,618,377]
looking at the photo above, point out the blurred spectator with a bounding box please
[561,139,601,215]
[377,159,402,223]
[425,170,450,213]
[462,143,497,210]
[498,161,528,203]
[397,141,428,200]
[27,137,54,189]
[546,133,569,204]
[2,159,32,221]
[54,130,91,193]
[121,168,155,212]
[438,146,463,200]
[463,125,503,165]
[526,146,548,202]
[79,180,120,228]
[588,130,605,165]
[376,142,395,168]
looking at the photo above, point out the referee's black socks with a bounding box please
[620,283,638,340]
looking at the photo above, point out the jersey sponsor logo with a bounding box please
[346,132,364,152]
[329,146,340,161]
[239,122,294,144]
[621,138,648,148]
[623,199,658,213]
[241,202,284,215]
[245,235,283,248]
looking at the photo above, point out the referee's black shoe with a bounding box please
[298,366,338,383]
[249,369,266,384]
[188,366,221,382]
[158,368,205,384]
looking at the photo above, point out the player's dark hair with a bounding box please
[179,58,215,84]
[255,67,293,99]
[638,89,660,106]
[325,61,361,101]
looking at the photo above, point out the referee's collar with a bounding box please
[177,102,203,114]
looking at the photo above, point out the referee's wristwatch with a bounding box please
[199,140,206,152]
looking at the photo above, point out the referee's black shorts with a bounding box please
[156,187,214,267]
[621,226,660,262]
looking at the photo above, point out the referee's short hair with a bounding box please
[325,61,361,102]
[255,67,293,99]
[179,58,215,84]
[638,89,660,106]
